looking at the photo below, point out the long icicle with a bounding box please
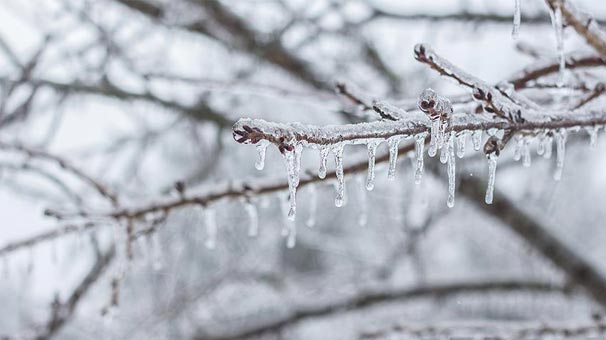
[447,132,456,208]
[334,144,345,207]
[387,136,402,180]
[485,153,499,204]
[366,141,379,190]
[414,133,426,184]
[512,0,522,39]
[554,129,567,181]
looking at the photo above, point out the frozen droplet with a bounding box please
[522,137,531,167]
[366,141,379,190]
[387,136,402,180]
[333,144,345,207]
[255,141,269,170]
[485,153,499,204]
[456,131,466,158]
[512,0,521,39]
[318,147,329,179]
[204,208,217,249]
[414,133,427,184]
[537,134,546,155]
[306,184,317,228]
[245,202,259,237]
[447,132,456,208]
[286,223,296,248]
[428,118,440,157]
[472,130,482,151]
[554,129,567,181]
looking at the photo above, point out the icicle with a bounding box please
[549,3,565,86]
[554,129,567,181]
[414,133,426,184]
[512,0,521,39]
[255,141,269,170]
[485,153,499,204]
[318,147,329,179]
[245,202,259,237]
[456,131,466,158]
[522,137,531,167]
[586,126,600,148]
[204,208,217,249]
[428,118,440,157]
[333,144,345,207]
[472,130,482,151]
[306,184,317,228]
[544,135,553,159]
[357,176,368,226]
[446,132,456,208]
[537,134,546,156]
[149,233,163,271]
[387,136,402,180]
[439,141,448,164]
[366,141,379,190]
[513,135,523,161]
[284,144,302,220]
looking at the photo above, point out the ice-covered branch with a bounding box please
[0,222,96,257]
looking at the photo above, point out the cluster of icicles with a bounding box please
[248,123,602,248]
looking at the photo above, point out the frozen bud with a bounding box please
[418,88,437,113]
[413,43,427,60]
[483,136,502,156]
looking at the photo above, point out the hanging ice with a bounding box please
[286,222,296,248]
[549,3,566,86]
[428,118,440,157]
[205,208,217,249]
[554,129,567,181]
[522,137,531,167]
[333,144,345,207]
[447,132,456,208]
[456,131,466,158]
[245,202,259,237]
[512,0,521,39]
[306,184,317,228]
[472,130,482,151]
[513,136,523,161]
[485,153,499,204]
[284,144,302,220]
[366,141,379,190]
[255,141,269,170]
[544,135,553,159]
[318,147,329,179]
[537,134,546,155]
[440,141,448,164]
[387,136,402,180]
[414,133,426,184]
[586,126,600,148]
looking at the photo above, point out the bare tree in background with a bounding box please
[1,0,606,339]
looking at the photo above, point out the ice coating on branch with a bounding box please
[255,140,269,170]
[485,153,499,204]
[446,132,456,208]
[549,3,566,86]
[512,0,521,39]
[333,144,345,207]
[456,131,466,158]
[387,136,402,180]
[472,130,482,151]
[284,144,302,220]
[306,184,317,228]
[318,147,329,179]
[418,88,451,158]
[554,129,567,181]
[204,208,217,249]
[245,201,259,237]
[414,133,426,184]
[522,137,532,167]
[366,140,379,190]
